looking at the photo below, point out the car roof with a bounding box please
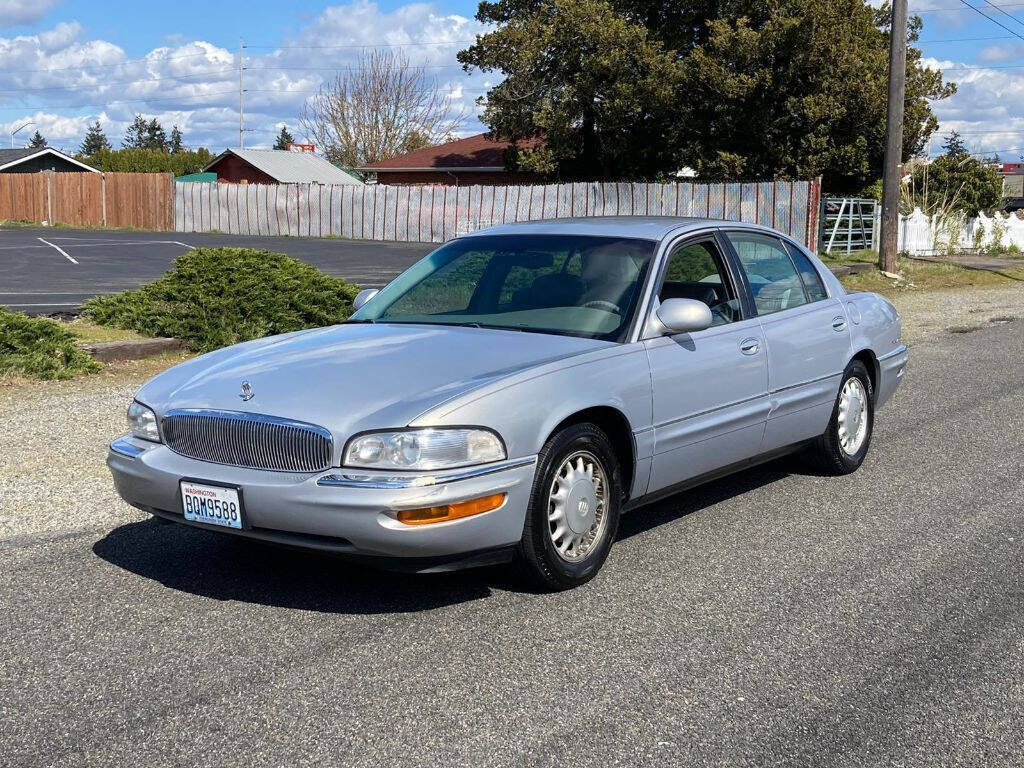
[460,216,778,241]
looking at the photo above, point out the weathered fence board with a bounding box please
[174,179,822,248]
[0,172,173,229]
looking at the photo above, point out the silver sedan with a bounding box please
[108,217,907,590]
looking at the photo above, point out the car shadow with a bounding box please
[617,454,802,542]
[92,519,509,614]
[93,455,809,612]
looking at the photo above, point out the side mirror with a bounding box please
[352,288,379,311]
[655,298,713,335]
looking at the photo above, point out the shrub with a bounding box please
[83,248,360,353]
[0,309,100,380]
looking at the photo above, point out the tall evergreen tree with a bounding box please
[28,130,46,148]
[942,130,968,158]
[273,125,295,150]
[122,115,149,149]
[168,125,184,153]
[145,118,168,151]
[79,121,111,155]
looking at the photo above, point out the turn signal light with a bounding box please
[396,493,506,526]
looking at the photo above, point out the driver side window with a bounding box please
[659,240,739,326]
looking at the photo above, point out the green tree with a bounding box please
[459,0,954,191]
[168,126,184,153]
[122,115,149,149]
[27,130,46,148]
[910,142,1003,216]
[272,125,295,150]
[79,121,111,155]
[942,130,968,158]
[78,147,214,175]
[146,118,168,151]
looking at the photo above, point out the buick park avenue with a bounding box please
[108,217,907,590]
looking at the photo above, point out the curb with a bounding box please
[828,262,874,277]
[82,337,185,363]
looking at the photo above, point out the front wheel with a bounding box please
[805,360,874,475]
[515,423,622,591]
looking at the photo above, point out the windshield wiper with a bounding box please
[343,318,375,324]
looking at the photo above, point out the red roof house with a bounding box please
[359,133,541,186]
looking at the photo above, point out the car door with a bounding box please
[721,230,852,454]
[642,233,771,494]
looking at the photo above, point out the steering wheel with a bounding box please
[582,299,621,314]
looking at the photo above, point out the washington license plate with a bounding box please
[180,481,243,529]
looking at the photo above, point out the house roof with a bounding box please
[204,148,364,185]
[0,147,99,173]
[360,133,540,172]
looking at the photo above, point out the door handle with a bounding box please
[740,338,759,355]
[832,317,848,331]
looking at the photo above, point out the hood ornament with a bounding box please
[239,381,254,401]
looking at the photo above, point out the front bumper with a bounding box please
[108,436,537,569]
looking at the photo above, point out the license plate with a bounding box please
[180,481,243,529]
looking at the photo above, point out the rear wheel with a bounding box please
[515,423,622,590]
[805,360,874,475]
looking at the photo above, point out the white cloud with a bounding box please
[0,2,491,154]
[978,43,1024,64]
[0,0,60,28]
[924,56,1024,158]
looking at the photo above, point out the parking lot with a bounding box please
[2,288,1023,766]
[0,226,431,314]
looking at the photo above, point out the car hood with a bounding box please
[136,322,614,444]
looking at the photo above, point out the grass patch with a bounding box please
[821,248,879,267]
[64,318,147,344]
[0,309,101,380]
[839,257,1024,298]
[83,247,360,353]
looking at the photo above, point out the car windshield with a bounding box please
[350,234,657,342]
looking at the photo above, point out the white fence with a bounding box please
[899,208,1024,255]
[174,180,822,248]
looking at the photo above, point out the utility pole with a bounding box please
[879,0,908,273]
[238,38,245,149]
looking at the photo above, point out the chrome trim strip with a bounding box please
[163,409,333,440]
[317,456,538,489]
[110,436,148,459]
[768,370,842,396]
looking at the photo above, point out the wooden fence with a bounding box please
[175,179,822,248]
[1,172,822,247]
[0,172,173,230]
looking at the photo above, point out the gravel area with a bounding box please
[1,282,1022,541]
[0,354,189,539]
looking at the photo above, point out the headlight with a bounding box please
[344,428,505,470]
[127,401,160,442]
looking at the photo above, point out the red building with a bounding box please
[203,149,363,185]
[359,133,541,186]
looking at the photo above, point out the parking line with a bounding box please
[37,238,78,265]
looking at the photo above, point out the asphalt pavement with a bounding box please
[0,226,432,314]
[3,318,1024,766]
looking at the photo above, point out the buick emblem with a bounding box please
[239,381,254,401]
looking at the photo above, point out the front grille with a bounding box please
[162,409,333,472]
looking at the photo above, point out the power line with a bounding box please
[0,89,239,111]
[915,2,1024,12]
[246,40,477,50]
[951,0,1024,41]
[0,69,237,94]
[978,0,1024,28]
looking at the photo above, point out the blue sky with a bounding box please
[0,0,1022,161]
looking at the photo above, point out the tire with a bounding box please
[515,423,623,591]
[805,360,874,475]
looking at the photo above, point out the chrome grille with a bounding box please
[162,409,333,472]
